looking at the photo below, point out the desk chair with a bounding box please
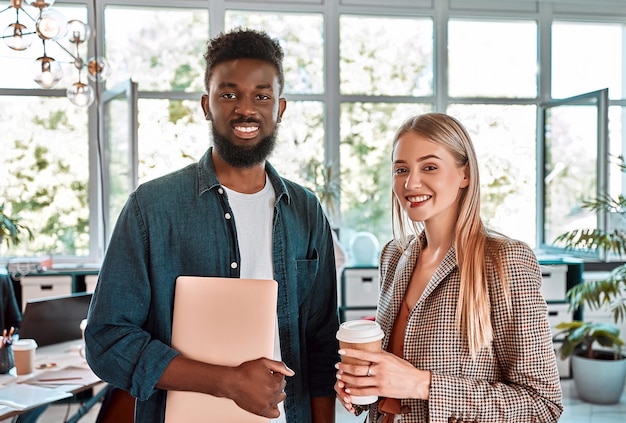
[0,272,21,331]
[59,385,133,423]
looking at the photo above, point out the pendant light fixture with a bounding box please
[0,0,109,107]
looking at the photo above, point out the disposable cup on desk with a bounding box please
[12,339,38,376]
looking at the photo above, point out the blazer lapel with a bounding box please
[417,246,458,305]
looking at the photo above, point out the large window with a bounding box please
[447,18,538,242]
[551,20,626,236]
[103,5,210,222]
[2,0,626,265]
[0,3,91,258]
[338,15,434,245]
[538,89,609,254]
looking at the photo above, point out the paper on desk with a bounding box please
[26,365,100,386]
[0,372,17,386]
[0,384,71,410]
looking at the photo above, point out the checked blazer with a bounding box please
[367,233,563,423]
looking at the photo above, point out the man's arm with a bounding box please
[311,396,336,423]
[157,355,294,418]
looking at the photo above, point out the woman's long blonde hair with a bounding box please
[390,112,511,358]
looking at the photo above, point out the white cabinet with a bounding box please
[540,264,568,302]
[20,275,72,310]
[85,274,98,292]
[547,303,572,378]
[339,267,379,322]
[537,260,584,379]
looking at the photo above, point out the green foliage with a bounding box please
[554,229,626,257]
[555,320,624,360]
[171,64,198,92]
[167,100,196,124]
[301,160,340,226]
[566,268,626,324]
[552,154,626,362]
[0,204,33,249]
[32,109,74,131]
[553,158,626,256]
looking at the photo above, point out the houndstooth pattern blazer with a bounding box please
[367,233,563,423]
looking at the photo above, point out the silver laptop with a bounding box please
[165,276,278,423]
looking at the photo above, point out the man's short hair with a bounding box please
[204,28,285,94]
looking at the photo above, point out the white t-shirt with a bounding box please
[223,175,286,423]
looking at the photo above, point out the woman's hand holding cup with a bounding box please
[335,320,384,407]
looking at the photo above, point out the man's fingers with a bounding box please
[266,360,295,377]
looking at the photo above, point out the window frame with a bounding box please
[536,88,610,257]
[2,0,626,264]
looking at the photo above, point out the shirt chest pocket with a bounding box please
[295,248,320,305]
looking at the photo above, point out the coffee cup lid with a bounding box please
[12,339,38,351]
[336,320,384,343]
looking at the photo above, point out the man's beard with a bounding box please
[210,121,277,169]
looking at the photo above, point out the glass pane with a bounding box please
[447,104,537,246]
[137,99,209,185]
[225,11,324,95]
[609,106,625,201]
[339,103,432,256]
[104,6,208,91]
[552,22,624,100]
[0,97,89,257]
[105,94,132,238]
[0,4,88,90]
[543,105,599,246]
[270,101,324,180]
[268,100,326,210]
[340,15,433,96]
[448,20,537,98]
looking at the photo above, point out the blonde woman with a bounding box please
[335,113,563,422]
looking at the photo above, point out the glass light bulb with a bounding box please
[66,19,90,44]
[33,56,62,88]
[67,82,95,107]
[3,22,34,51]
[36,8,67,40]
[87,56,111,81]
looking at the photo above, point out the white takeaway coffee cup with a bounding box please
[336,320,384,405]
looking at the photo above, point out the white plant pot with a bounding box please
[571,352,626,404]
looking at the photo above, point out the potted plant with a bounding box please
[553,155,626,323]
[554,321,626,403]
[0,203,33,250]
[552,154,626,403]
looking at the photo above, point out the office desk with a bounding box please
[0,339,105,421]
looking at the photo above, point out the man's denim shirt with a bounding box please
[85,148,340,423]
